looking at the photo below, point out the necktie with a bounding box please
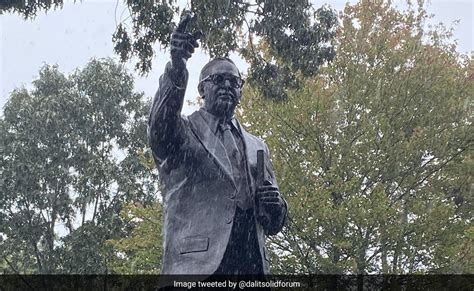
[219,122,251,210]
[220,123,240,171]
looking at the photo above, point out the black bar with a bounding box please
[0,275,473,291]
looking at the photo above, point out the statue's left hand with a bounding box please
[256,180,285,227]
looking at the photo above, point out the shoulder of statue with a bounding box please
[244,129,267,145]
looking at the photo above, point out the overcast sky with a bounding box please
[1,0,472,115]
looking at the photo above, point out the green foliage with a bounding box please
[241,2,337,100]
[113,0,176,73]
[239,0,472,274]
[1,0,338,100]
[0,0,65,18]
[1,58,159,273]
[106,203,163,274]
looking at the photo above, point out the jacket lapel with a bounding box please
[188,111,237,191]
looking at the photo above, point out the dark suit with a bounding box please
[148,62,287,276]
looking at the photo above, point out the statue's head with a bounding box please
[198,57,244,120]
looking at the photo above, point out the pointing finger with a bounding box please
[176,12,192,34]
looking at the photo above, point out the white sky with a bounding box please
[0,0,472,115]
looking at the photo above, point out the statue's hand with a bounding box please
[170,12,200,74]
[256,180,285,228]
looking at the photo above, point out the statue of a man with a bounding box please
[148,13,287,279]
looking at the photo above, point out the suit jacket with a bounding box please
[148,62,287,275]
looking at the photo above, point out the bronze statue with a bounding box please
[148,13,287,280]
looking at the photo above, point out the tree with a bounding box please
[0,58,159,273]
[239,0,472,274]
[1,0,338,100]
[105,202,163,274]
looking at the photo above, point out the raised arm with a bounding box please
[148,13,200,162]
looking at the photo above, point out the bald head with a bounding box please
[199,57,240,81]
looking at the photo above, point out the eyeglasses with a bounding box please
[200,74,244,89]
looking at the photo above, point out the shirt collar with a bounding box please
[199,108,239,134]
